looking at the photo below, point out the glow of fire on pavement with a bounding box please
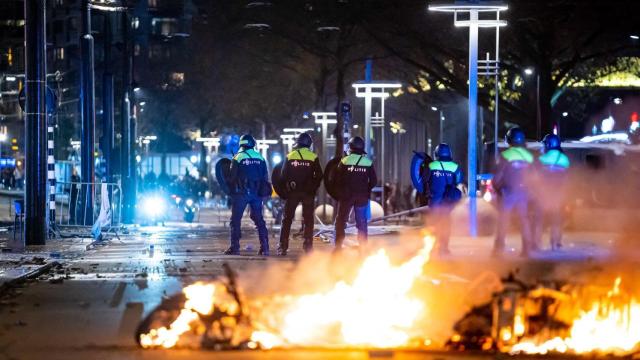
[140,235,436,349]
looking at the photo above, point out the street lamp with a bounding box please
[256,139,278,162]
[429,1,507,237]
[524,67,542,139]
[312,112,337,163]
[280,134,296,154]
[351,81,402,155]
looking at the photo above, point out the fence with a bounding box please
[54,181,122,232]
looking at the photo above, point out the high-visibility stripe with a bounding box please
[501,147,534,163]
[428,160,459,172]
[340,154,373,167]
[287,148,318,161]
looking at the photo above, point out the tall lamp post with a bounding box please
[312,112,337,164]
[429,1,507,237]
[352,81,401,214]
[280,134,296,154]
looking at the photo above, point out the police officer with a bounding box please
[533,134,570,250]
[334,136,377,252]
[278,133,323,255]
[426,143,463,255]
[225,134,270,256]
[493,127,534,257]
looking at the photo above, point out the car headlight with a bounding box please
[142,196,166,217]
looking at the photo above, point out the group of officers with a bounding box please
[423,127,571,257]
[222,126,570,258]
[223,133,376,256]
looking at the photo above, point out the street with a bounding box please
[0,204,632,360]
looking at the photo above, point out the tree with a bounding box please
[363,0,640,134]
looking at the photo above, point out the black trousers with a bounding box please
[279,193,315,252]
[334,197,368,250]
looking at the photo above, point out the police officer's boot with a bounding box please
[302,238,313,254]
[258,241,270,256]
[224,247,240,255]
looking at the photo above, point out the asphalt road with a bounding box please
[0,206,634,360]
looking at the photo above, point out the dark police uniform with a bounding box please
[426,159,463,254]
[278,147,323,254]
[227,148,270,255]
[334,152,377,251]
[532,149,570,250]
[493,146,534,255]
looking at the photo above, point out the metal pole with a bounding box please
[439,110,444,144]
[468,10,479,237]
[494,12,500,161]
[322,122,328,163]
[536,73,541,139]
[121,11,135,223]
[364,88,372,156]
[24,0,48,246]
[381,114,385,215]
[80,0,95,224]
[102,12,114,182]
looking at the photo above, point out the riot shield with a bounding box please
[271,162,288,199]
[215,158,234,196]
[411,151,433,194]
[323,156,342,201]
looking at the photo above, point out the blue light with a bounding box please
[272,153,282,165]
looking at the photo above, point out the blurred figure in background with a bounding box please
[532,134,571,250]
[493,127,534,257]
[425,143,462,255]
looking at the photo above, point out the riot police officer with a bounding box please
[426,143,463,255]
[493,127,534,257]
[533,134,570,250]
[334,136,377,252]
[225,134,270,256]
[278,133,323,255]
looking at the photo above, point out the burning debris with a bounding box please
[137,236,640,355]
[138,235,436,350]
[449,274,640,356]
[137,264,253,349]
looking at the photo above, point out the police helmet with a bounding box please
[505,127,526,146]
[239,134,256,149]
[348,136,366,154]
[542,134,561,151]
[293,132,313,149]
[434,143,452,161]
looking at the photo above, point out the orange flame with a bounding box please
[510,277,640,355]
[140,235,436,349]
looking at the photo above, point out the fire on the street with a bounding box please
[139,235,436,349]
[508,277,640,355]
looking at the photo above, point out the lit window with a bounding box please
[134,44,141,56]
[148,0,157,8]
[54,47,65,60]
[132,17,139,29]
[170,72,184,87]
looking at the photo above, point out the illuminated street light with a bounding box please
[430,1,507,237]
[524,68,534,75]
[352,82,401,155]
[280,134,296,154]
[256,139,278,161]
[5,76,16,82]
[613,97,623,105]
[631,35,639,40]
[562,112,569,117]
[312,112,337,162]
[431,106,438,111]
[282,128,314,134]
